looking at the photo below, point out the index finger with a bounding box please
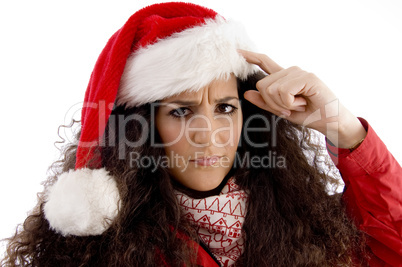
[238,49,283,74]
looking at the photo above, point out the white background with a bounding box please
[1,0,401,253]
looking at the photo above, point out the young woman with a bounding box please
[2,2,401,266]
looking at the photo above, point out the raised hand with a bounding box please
[239,49,367,148]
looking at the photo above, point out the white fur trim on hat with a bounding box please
[44,168,120,236]
[117,16,259,107]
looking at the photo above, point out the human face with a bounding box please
[155,75,242,191]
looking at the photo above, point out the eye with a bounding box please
[216,104,238,115]
[169,107,191,118]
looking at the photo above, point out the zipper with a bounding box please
[198,239,222,266]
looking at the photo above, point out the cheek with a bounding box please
[156,111,180,143]
[234,113,243,141]
[223,113,243,150]
[159,125,181,144]
[156,119,188,155]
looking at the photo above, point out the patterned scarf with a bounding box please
[175,178,248,266]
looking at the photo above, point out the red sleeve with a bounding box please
[326,118,402,267]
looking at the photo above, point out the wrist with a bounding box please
[324,107,367,149]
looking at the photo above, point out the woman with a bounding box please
[2,2,401,266]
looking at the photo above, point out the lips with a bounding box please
[190,156,222,166]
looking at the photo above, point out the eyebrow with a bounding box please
[166,96,239,106]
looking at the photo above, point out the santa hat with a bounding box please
[44,2,258,236]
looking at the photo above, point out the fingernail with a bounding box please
[281,110,291,117]
[295,107,306,112]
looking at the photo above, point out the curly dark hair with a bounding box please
[1,72,367,266]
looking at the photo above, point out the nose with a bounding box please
[188,112,216,147]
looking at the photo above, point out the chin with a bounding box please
[187,171,228,191]
[193,182,222,192]
[170,165,232,192]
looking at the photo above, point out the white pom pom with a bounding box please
[44,168,120,236]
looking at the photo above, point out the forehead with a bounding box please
[161,75,238,103]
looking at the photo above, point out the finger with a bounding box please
[277,77,310,108]
[244,90,291,116]
[266,70,308,109]
[293,96,308,107]
[280,94,307,111]
[238,49,283,74]
[255,74,301,112]
[278,86,308,109]
[255,67,294,91]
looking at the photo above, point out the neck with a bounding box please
[172,169,234,199]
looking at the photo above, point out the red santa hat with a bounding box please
[44,2,258,236]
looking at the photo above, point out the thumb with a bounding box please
[243,90,269,111]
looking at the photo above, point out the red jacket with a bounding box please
[327,118,402,266]
[191,118,402,266]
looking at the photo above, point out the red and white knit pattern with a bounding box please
[175,178,248,267]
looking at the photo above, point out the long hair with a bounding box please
[1,72,366,266]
